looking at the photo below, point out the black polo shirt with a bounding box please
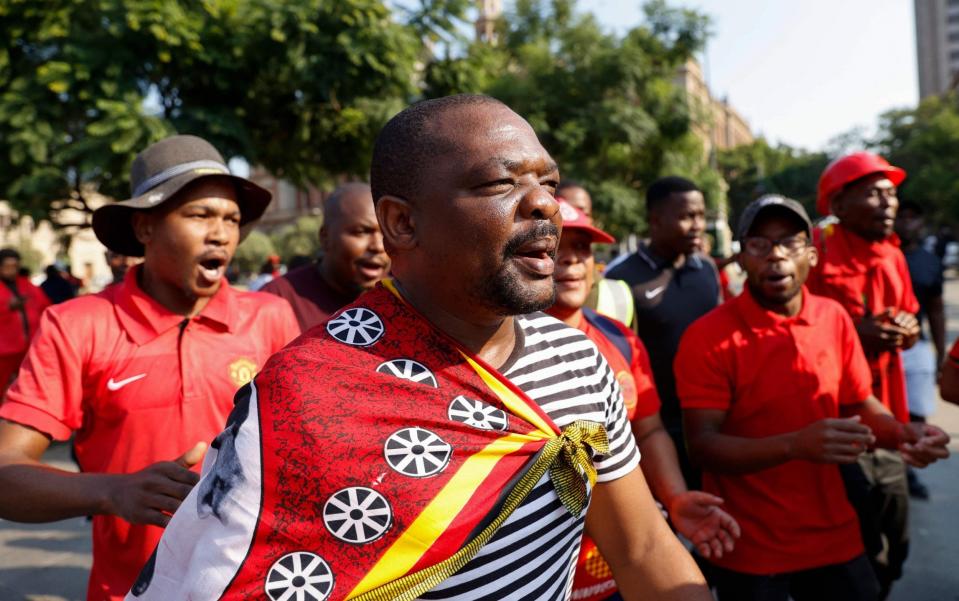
[605,243,721,437]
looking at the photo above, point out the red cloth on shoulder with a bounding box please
[807,223,919,422]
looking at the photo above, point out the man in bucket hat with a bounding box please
[0,135,299,601]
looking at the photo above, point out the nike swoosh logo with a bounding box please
[644,285,666,299]
[107,374,147,391]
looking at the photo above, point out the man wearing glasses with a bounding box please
[673,196,948,601]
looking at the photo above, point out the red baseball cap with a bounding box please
[816,152,906,216]
[557,198,616,244]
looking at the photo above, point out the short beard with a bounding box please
[476,221,559,316]
[479,265,556,316]
[745,280,800,309]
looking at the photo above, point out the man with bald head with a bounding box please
[262,182,389,331]
[130,95,710,601]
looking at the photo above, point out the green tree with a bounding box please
[423,0,718,238]
[717,139,830,224]
[874,93,959,223]
[270,216,323,262]
[233,230,276,275]
[0,0,423,224]
[14,239,45,275]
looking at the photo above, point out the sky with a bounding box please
[579,0,919,151]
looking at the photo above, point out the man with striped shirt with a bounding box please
[130,95,710,600]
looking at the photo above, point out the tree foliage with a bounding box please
[874,93,959,224]
[422,0,719,238]
[3,0,730,241]
[270,215,323,262]
[0,0,422,224]
[233,229,276,275]
[717,139,830,225]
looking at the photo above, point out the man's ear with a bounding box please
[376,195,417,252]
[647,209,660,233]
[319,224,329,252]
[830,194,846,220]
[806,244,819,269]
[131,211,153,246]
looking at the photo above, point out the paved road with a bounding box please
[888,274,959,601]
[3,283,959,600]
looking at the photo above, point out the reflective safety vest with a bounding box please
[595,278,634,328]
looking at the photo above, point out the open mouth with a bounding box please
[355,259,387,280]
[764,272,792,287]
[198,255,227,285]
[511,238,557,277]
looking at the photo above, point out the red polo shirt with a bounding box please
[675,288,871,574]
[0,265,299,601]
[572,311,661,601]
[807,223,919,423]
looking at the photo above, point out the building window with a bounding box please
[950,48,959,62]
[950,0,959,7]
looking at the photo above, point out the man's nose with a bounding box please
[207,218,230,245]
[691,215,706,233]
[767,242,789,261]
[519,185,559,221]
[369,231,385,253]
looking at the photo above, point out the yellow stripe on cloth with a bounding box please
[347,432,545,599]
[380,278,556,438]
[349,421,608,601]
[463,355,556,436]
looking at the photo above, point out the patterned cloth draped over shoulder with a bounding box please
[129,281,610,601]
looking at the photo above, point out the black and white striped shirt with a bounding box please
[128,312,639,601]
[419,312,641,600]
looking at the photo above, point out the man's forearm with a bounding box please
[613,522,712,601]
[637,427,687,506]
[689,432,794,475]
[929,298,946,363]
[0,460,115,522]
[587,469,710,601]
[848,398,906,449]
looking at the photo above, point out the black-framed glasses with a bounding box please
[741,235,809,257]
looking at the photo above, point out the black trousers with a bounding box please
[711,554,880,601]
[841,449,910,600]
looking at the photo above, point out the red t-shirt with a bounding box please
[807,223,920,422]
[0,266,299,601]
[674,288,871,574]
[572,311,661,601]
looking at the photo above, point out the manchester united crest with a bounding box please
[229,357,258,388]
